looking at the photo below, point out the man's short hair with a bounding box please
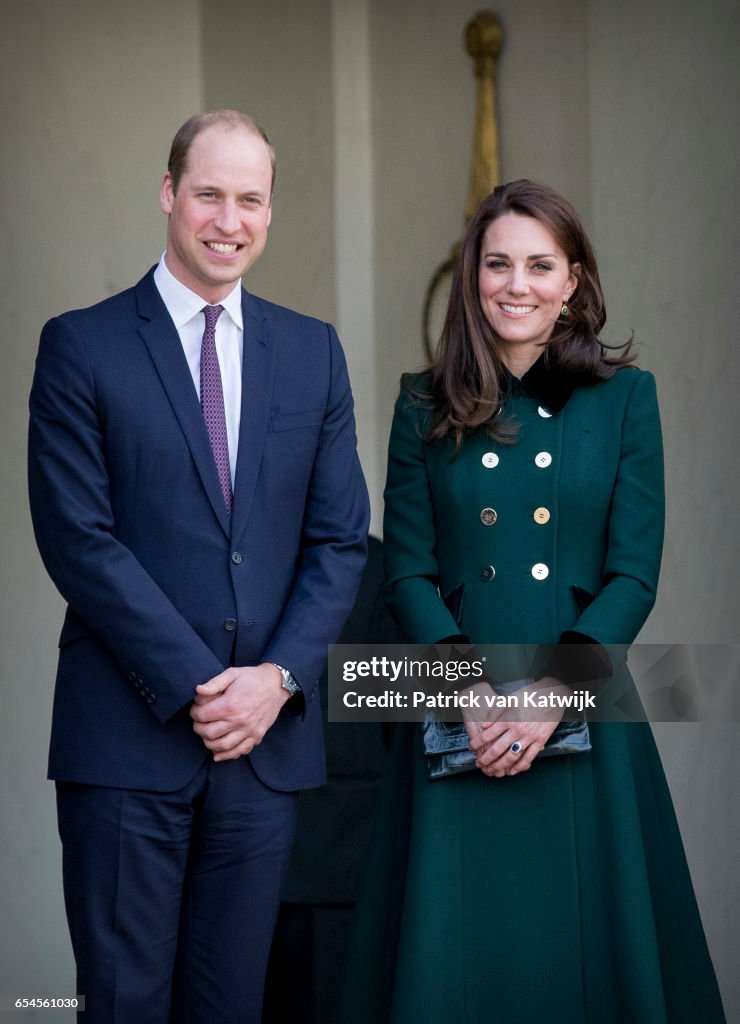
[167,109,276,196]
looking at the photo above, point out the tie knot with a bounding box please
[202,304,224,331]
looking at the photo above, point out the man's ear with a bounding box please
[159,173,175,216]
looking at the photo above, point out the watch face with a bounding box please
[276,665,299,694]
[272,662,300,694]
[282,673,300,694]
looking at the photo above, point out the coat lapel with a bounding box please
[134,271,232,538]
[230,290,276,544]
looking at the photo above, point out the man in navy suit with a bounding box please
[28,109,369,1023]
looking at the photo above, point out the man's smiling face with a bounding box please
[160,123,273,303]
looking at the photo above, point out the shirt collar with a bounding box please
[153,253,244,331]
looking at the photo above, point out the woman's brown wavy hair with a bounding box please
[412,179,634,448]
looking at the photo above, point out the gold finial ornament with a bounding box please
[423,11,504,360]
[464,10,503,222]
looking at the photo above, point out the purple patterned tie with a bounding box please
[200,304,232,516]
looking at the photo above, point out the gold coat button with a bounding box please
[480,507,497,526]
[531,563,549,580]
[533,507,551,524]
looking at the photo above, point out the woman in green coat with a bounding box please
[339,181,725,1022]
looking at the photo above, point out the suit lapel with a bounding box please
[231,290,276,544]
[134,271,232,538]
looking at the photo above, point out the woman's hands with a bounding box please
[463,677,571,778]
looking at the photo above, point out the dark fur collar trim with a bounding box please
[506,351,582,415]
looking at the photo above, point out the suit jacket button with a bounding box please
[480,566,495,582]
[533,507,551,524]
[481,452,499,468]
[480,507,497,526]
[531,563,550,580]
[231,551,242,564]
[535,451,553,468]
[224,618,237,631]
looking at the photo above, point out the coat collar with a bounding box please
[504,350,586,415]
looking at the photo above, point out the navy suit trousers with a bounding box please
[56,757,297,1024]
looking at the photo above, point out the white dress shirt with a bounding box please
[153,254,243,487]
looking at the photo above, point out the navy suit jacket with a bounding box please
[29,268,369,793]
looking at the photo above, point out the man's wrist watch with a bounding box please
[271,663,301,697]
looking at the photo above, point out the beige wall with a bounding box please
[588,0,740,1009]
[589,0,740,645]
[1,0,737,1017]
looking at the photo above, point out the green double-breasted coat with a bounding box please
[339,361,725,1023]
[384,364,663,650]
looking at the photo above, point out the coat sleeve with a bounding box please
[261,324,370,689]
[28,315,224,723]
[568,368,665,645]
[382,388,462,643]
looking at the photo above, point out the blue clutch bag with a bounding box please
[422,677,591,781]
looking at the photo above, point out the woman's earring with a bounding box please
[560,302,569,317]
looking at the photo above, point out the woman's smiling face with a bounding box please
[478,212,579,374]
